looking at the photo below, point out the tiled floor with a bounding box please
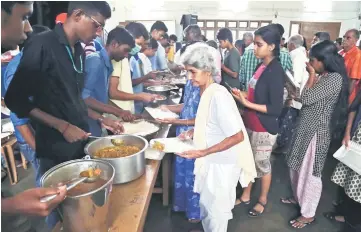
[2,151,343,232]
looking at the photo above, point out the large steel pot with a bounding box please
[41,159,115,232]
[84,134,148,184]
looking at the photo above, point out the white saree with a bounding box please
[192,83,256,232]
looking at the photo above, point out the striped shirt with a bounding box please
[239,49,293,90]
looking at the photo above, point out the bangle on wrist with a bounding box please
[61,123,70,135]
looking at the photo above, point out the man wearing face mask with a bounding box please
[109,23,158,114]
[83,27,138,136]
[127,23,160,114]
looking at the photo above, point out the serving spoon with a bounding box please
[40,169,101,202]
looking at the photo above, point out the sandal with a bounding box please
[248,201,266,217]
[188,219,201,224]
[235,198,251,206]
[280,197,298,205]
[332,200,343,208]
[289,217,316,229]
[323,212,345,223]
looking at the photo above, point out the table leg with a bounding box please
[1,147,15,185]
[6,145,18,184]
[162,154,170,206]
[20,152,28,170]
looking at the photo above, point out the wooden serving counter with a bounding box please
[53,96,180,232]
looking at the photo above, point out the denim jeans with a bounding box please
[18,143,40,187]
[37,158,61,230]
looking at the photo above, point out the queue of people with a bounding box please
[1,1,361,232]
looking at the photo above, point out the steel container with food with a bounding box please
[41,159,115,232]
[146,85,178,97]
[84,134,148,184]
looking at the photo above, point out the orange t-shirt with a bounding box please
[340,46,361,104]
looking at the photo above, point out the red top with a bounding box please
[243,64,267,132]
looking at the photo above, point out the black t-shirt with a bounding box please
[4,24,89,164]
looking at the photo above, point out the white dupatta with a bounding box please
[193,83,257,193]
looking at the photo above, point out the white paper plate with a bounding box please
[150,137,195,154]
[145,107,179,120]
[145,148,165,160]
[333,141,361,175]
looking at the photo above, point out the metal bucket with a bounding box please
[40,159,115,232]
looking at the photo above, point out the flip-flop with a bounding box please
[289,217,316,229]
[235,198,251,206]
[323,212,345,223]
[280,197,298,205]
[188,219,201,224]
[248,201,266,217]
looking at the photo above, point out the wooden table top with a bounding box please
[53,159,161,232]
[107,159,161,232]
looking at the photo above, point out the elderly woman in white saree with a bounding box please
[177,44,257,232]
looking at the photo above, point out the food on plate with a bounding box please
[94,144,141,158]
[152,141,165,151]
[80,168,102,178]
[123,121,159,136]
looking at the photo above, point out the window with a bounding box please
[250,22,259,28]
[198,20,270,42]
[206,21,215,28]
[218,21,226,28]
[239,21,248,28]
[261,22,270,27]
[228,21,237,28]
[124,20,176,36]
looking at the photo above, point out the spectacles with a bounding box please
[85,13,105,30]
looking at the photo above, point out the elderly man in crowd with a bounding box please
[240,24,292,91]
[339,29,361,104]
[275,34,308,154]
[311,31,330,46]
[243,32,254,51]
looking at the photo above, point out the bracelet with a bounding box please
[61,123,70,135]
[98,117,104,123]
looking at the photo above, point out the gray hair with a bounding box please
[180,43,217,76]
[184,25,202,42]
[243,32,254,40]
[288,34,304,48]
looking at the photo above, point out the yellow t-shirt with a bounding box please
[167,45,175,62]
[109,59,135,113]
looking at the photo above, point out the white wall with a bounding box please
[106,1,361,39]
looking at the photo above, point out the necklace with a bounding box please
[65,46,83,74]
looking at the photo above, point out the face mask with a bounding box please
[129,44,141,56]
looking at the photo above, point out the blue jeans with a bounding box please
[18,143,40,187]
[38,158,61,230]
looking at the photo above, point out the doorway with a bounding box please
[289,21,341,49]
